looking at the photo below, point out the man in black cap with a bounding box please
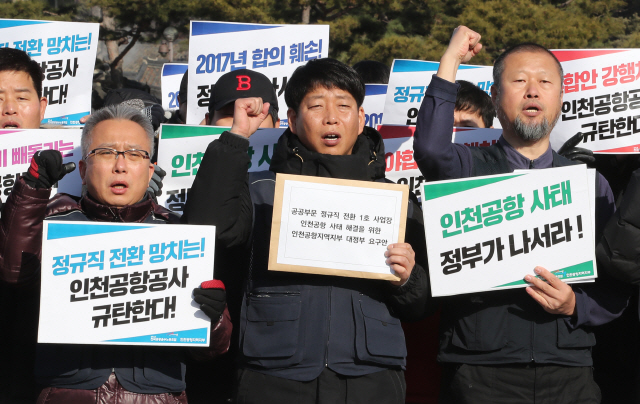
[204,69,280,128]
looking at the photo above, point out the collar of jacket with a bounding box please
[80,193,155,222]
[269,126,386,181]
[47,191,176,223]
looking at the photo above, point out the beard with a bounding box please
[496,103,561,143]
[513,115,551,141]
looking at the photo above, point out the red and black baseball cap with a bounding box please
[208,69,279,114]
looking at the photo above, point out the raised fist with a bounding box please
[23,149,75,189]
[230,97,271,139]
[444,26,483,64]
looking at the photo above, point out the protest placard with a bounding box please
[550,49,640,153]
[39,221,216,346]
[382,52,640,153]
[422,164,595,297]
[0,129,82,209]
[156,124,284,214]
[186,21,329,126]
[161,63,188,111]
[268,173,408,281]
[382,59,495,126]
[363,84,387,128]
[157,122,502,214]
[379,124,502,197]
[0,19,98,126]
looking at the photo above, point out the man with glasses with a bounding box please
[0,105,232,404]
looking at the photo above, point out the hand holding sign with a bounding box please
[438,26,483,82]
[193,280,226,321]
[524,266,577,316]
[230,98,271,139]
[385,243,415,286]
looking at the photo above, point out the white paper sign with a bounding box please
[0,128,82,207]
[363,84,387,128]
[549,49,640,153]
[382,59,495,126]
[0,19,99,126]
[161,63,188,111]
[39,221,216,346]
[156,124,284,214]
[269,174,407,280]
[422,165,596,297]
[187,21,329,127]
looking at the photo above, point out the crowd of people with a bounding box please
[0,24,639,404]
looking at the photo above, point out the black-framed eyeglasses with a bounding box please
[85,148,151,163]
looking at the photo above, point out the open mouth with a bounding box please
[323,134,340,139]
[523,103,542,114]
[110,181,128,193]
[2,122,19,129]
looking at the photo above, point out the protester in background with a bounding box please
[0,105,231,404]
[453,80,494,128]
[203,68,279,128]
[183,58,433,404]
[413,26,629,403]
[102,88,168,133]
[167,69,189,124]
[353,60,391,84]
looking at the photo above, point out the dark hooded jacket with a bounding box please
[0,178,232,394]
[183,127,433,381]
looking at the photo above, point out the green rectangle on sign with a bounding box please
[422,174,524,201]
[160,124,229,139]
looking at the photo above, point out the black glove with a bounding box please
[557,132,596,165]
[23,150,75,189]
[193,280,226,321]
[147,164,166,197]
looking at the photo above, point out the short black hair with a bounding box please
[493,43,563,90]
[178,69,188,105]
[0,48,44,98]
[456,80,495,128]
[285,58,365,113]
[352,60,390,84]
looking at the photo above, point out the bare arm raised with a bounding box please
[436,26,483,83]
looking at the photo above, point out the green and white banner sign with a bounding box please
[422,164,596,297]
[157,124,285,215]
[39,221,216,346]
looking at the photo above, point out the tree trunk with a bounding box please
[102,10,125,88]
[302,4,311,24]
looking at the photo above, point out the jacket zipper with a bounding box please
[530,320,535,362]
[325,286,331,367]
[247,291,300,298]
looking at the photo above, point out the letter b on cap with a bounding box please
[237,75,251,90]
